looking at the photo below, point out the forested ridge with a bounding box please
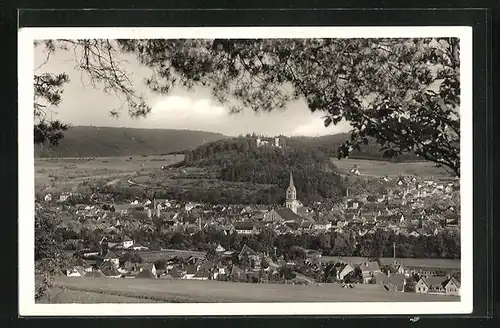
[181,136,347,205]
[35,125,430,162]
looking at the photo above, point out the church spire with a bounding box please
[286,170,298,213]
[289,171,295,188]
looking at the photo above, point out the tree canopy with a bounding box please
[34,38,460,175]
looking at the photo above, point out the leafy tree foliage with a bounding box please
[121,38,460,175]
[323,262,338,283]
[278,265,297,280]
[36,38,459,175]
[119,225,459,262]
[35,208,69,300]
[260,257,270,269]
[154,259,167,270]
[34,40,149,146]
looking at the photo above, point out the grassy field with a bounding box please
[35,155,450,196]
[50,276,459,303]
[331,158,451,178]
[35,155,184,194]
[40,287,160,303]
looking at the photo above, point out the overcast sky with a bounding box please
[34,42,352,137]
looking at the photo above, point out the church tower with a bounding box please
[285,171,299,214]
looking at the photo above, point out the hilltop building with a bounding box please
[255,136,282,148]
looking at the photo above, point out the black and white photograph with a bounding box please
[18,26,472,316]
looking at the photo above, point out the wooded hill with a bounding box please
[34,126,228,158]
[35,125,424,162]
[181,136,347,204]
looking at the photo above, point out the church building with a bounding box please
[263,171,311,224]
[285,171,301,214]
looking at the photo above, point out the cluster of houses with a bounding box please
[203,173,460,238]
[43,171,459,244]
[44,170,460,297]
[326,259,460,296]
[68,244,272,282]
[65,241,460,296]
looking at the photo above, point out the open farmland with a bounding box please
[34,155,184,194]
[331,158,451,178]
[51,276,459,303]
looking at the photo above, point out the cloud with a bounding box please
[151,95,228,121]
[292,120,327,136]
[291,116,352,137]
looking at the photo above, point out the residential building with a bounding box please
[234,222,260,235]
[103,251,119,267]
[415,276,460,296]
[264,208,303,224]
[66,266,85,277]
[336,263,354,281]
[238,244,261,268]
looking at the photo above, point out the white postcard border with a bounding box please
[19,26,473,316]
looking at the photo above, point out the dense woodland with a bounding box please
[181,136,347,204]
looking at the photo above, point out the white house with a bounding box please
[313,222,332,231]
[185,202,201,212]
[122,236,134,249]
[59,193,70,202]
[215,244,226,253]
[103,251,120,267]
[66,267,85,277]
[129,244,149,251]
[409,231,420,238]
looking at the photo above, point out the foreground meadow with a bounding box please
[40,287,160,304]
[50,276,459,303]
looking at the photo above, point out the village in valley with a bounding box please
[38,135,461,300]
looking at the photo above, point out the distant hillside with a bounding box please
[35,126,228,158]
